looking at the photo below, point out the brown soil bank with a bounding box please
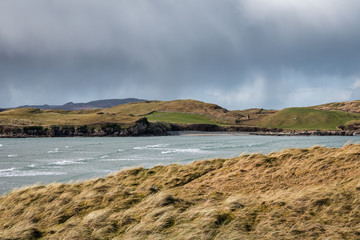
[1,145,359,240]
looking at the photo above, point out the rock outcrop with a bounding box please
[0,119,170,138]
[1,120,359,138]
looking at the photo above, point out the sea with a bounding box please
[0,133,359,195]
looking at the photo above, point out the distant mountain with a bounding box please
[17,98,147,110]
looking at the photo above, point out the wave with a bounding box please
[0,144,3,147]
[100,155,170,162]
[102,159,132,162]
[48,148,59,153]
[246,142,268,147]
[133,144,169,150]
[7,155,17,158]
[101,157,143,162]
[0,168,16,172]
[26,164,36,169]
[161,148,203,154]
[49,158,86,166]
[0,169,66,177]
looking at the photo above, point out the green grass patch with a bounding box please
[257,107,360,130]
[146,111,221,125]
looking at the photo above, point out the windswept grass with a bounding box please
[0,145,359,239]
[0,108,140,127]
[313,100,360,113]
[258,107,360,130]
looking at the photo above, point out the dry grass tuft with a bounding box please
[0,145,359,239]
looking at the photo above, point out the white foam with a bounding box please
[0,144,3,147]
[101,158,141,162]
[118,149,123,152]
[65,146,69,148]
[49,158,85,166]
[100,155,163,162]
[48,148,59,153]
[0,170,66,177]
[0,168,15,172]
[150,144,169,148]
[161,148,203,154]
[133,144,169,150]
[7,154,17,158]
[100,155,109,159]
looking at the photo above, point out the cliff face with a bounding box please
[1,122,359,137]
[0,145,359,239]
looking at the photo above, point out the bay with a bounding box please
[0,133,358,195]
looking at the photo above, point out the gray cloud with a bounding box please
[1,0,360,109]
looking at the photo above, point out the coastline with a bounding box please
[1,122,359,138]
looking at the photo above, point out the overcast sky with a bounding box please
[1,0,360,109]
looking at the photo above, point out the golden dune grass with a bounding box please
[313,100,360,113]
[0,145,359,239]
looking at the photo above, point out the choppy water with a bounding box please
[0,133,359,195]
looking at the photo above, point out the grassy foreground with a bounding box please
[1,145,359,239]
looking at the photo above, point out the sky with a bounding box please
[1,0,360,110]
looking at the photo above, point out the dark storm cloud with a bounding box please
[1,0,360,109]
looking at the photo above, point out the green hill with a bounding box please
[257,107,360,130]
[146,111,222,125]
[2,99,360,132]
[0,100,273,128]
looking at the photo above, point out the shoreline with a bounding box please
[0,122,359,138]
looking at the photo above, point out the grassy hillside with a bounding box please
[103,99,229,117]
[0,100,226,127]
[100,100,277,125]
[0,108,141,127]
[5,99,360,131]
[146,112,222,125]
[313,100,360,113]
[0,100,274,128]
[258,107,360,130]
[0,145,359,239]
